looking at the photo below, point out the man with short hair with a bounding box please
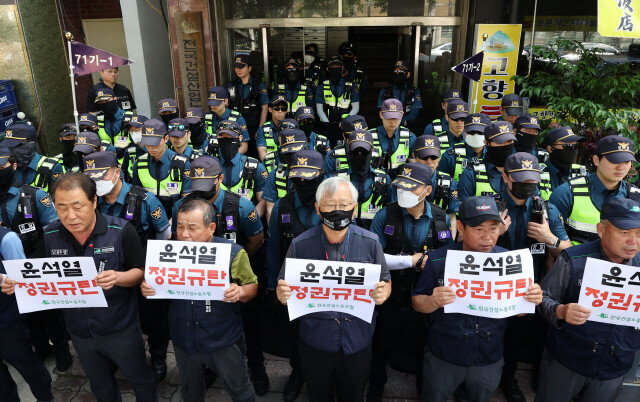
[372,98,417,176]
[499,93,523,125]
[87,67,136,112]
[540,126,587,192]
[423,89,461,136]
[256,95,289,162]
[315,56,360,123]
[378,60,422,131]
[168,117,203,161]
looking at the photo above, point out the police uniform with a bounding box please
[373,99,417,174]
[422,89,462,136]
[261,130,309,204]
[77,114,119,156]
[168,117,204,162]
[227,55,270,141]
[538,126,589,196]
[537,198,640,402]
[93,88,128,150]
[87,81,136,112]
[436,113,489,182]
[55,123,82,173]
[220,152,266,203]
[275,82,314,118]
[499,93,524,124]
[377,60,422,129]
[315,58,360,123]
[256,94,291,164]
[204,86,250,158]
[296,107,330,156]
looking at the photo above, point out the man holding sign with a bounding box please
[537,197,640,402]
[141,198,257,402]
[276,176,391,402]
[412,196,542,401]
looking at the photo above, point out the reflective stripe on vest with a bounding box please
[136,154,183,197]
[277,84,308,114]
[275,167,288,199]
[33,157,58,192]
[204,111,240,136]
[539,170,552,200]
[452,143,467,182]
[333,147,349,175]
[473,164,497,196]
[567,177,599,245]
[219,157,258,201]
[436,131,450,155]
[322,79,352,120]
[432,118,444,134]
[263,152,278,174]
[262,122,278,153]
[389,128,411,169]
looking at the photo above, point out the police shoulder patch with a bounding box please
[184,169,190,178]
[261,170,268,179]
[39,195,52,208]
[262,88,268,93]
[52,173,62,179]
[247,209,258,222]
[151,207,163,220]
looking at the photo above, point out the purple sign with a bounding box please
[70,41,134,77]
[451,51,484,82]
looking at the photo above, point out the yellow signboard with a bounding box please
[468,24,522,119]
[523,16,597,32]
[598,0,640,38]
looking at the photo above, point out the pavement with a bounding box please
[11,339,639,401]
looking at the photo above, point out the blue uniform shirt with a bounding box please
[103,108,125,137]
[437,144,486,179]
[345,66,368,97]
[2,186,59,228]
[171,144,198,160]
[458,162,504,202]
[423,115,449,135]
[266,193,321,288]
[171,190,263,238]
[282,84,314,107]
[97,181,170,235]
[14,152,64,187]
[377,84,423,124]
[374,126,417,156]
[262,167,292,203]
[549,172,631,220]
[0,231,25,260]
[209,108,250,142]
[228,76,270,106]
[543,160,572,191]
[388,172,460,215]
[132,148,192,194]
[315,78,361,104]
[219,152,267,194]
[255,120,277,148]
[308,131,328,152]
[371,201,452,251]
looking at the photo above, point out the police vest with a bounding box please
[472,163,499,197]
[0,227,21,330]
[436,131,461,155]
[566,176,602,245]
[136,153,187,215]
[274,166,288,199]
[261,121,278,154]
[371,127,411,170]
[263,151,278,174]
[219,157,259,202]
[447,143,481,182]
[204,110,241,157]
[98,112,133,158]
[351,66,365,91]
[277,84,308,115]
[546,241,640,380]
[332,162,387,229]
[44,214,137,338]
[431,118,445,134]
[277,193,309,265]
[539,162,586,198]
[229,78,261,127]
[0,185,42,258]
[383,202,449,307]
[381,85,416,113]
[290,225,381,355]
[117,185,151,246]
[32,156,60,192]
[322,79,353,122]
[432,171,453,211]
[212,191,248,246]
[168,236,244,354]
[124,146,140,182]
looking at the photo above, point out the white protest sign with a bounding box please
[3,257,107,314]
[145,240,231,300]
[444,249,535,318]
[285,258,381,323]
[578,257,640,327]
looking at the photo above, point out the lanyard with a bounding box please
[321,229,350,262]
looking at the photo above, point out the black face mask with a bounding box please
[510,181,538,200]
[218,137,239,162]
[299,120,314,139]
[293,176,323,206]
[393,72,408,87]
[75,152,87,172]
[342,56,355,68]
[279,152,294,166]
[328,69,343,84]
[161,112,179,126]
[62,141,79,167]
[189,121,206,147]
[485,144,514,167]
[349,151,372,176]
[0,166,15,192]
[320,208,354,231]
[193,184,218,201]
[100,100,118,120]
[285,71,300,88]
[12,142,36,170]
[549,148,579,173]
[515,131,538,153]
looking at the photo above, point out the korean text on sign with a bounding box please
[444,249,535,318]
[145,240,231,301]
[578,257,640,328]
[3,257,107,314]
[284,258,381,323]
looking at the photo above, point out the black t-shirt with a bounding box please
[87,81,136,112]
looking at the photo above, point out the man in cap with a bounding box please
[540,126,588,192]
[77,112,121,154]
[536,197,640,401]
[322,129,390,230]
[423,89,462,136]
[437,112,489,182]
[73,131,116,167]
[1,124,63,192]
[122,114,149,182]
[368,162,452,400]
[372,98,417,175]
[227,53,270,156]
[157,98,179,127]
[83,151,171,381]
[458,121,517,202]
[323,115,369,172]
[378,60,423,131]
[94,87,128,147]
[265,150,326,401]
[303,43,325,91]
[315,56,360,123]
[513,114,542,156]
[87,66,136,112]
[499,93,524,125]
[261,119,301,174]
[132,119,191,217]
[184,107,209,152]
[205,86,250,156]
[412,196,543,401]
[550,135,640,245]
[296,107,330,156]
[56,123,82,173]
[3,173,157,401]
[432,99,469,152]
[277,176,391,402]
[141,197,258,402]
[276,58,314,117]
[339,114,368,146]
[497,152,571,401]
[168,117,203,161]
[256,94,290,162]
[339,42,368,98]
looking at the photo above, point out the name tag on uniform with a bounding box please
[530,243,546,254]
[438,230,452,240]
[51,249,68,256]
[166,183,179,192]
[395,154,407,163]
[94,246,115,255]
[224,232,237,243]
[237,188,251,199]
[18,222,36,234]
[117,137,128,144]
[121,101,131,110]
[367,204,380,214]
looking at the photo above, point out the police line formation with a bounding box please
[0,44,639,402]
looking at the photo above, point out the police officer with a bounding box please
[265,150,325,402]
[263,130,309,224]
[94,88,128,148]
[227,53,270,156]
[56,123,82,173]
[73,131,117,168]
[458,122,517,202]
[168,117,203,161]
[499,93,524,125]
[276,58,314,118]
[122,114,149,182]
[372,98,417,176]
[141,198,258,402]
[0,229,54,402]
[537,197,640,402]
[423,89,462,136]
[437,113,490,182]
[1,124,63,191]
[368,163,452,401]
[339,42,368,99]
[87,66,136,112]
[276,176,391,402]
[256,94,289,162]
[323,115,369,171]
[77,113,118,153]
[132,119,191,217]
[3,173,157,401]
[541,126,588,192]
[315,56,360,123]
[303,43,325,93]
[205,86,250,155]
[497,153,571,401]
[550,135,640,245]
[412,196,543,401]
[296,106,330,156]
[157,98,179,127]
[377,60,422,131]
[433,99,469,153]
[513,114,542,157]
[323,129,390,230]
[185,107,209,152]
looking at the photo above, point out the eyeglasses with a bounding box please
[466,131,483,136]
[553,144,577,151]
[419,155,439,161]
[216,122,240,134]
[285,68,298,72]
[168,124,186,131]
[272,107,288,112]
[450,117,466,122]
[321,202,355,211]
[298,119,313,126]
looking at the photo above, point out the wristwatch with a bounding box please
[548,236,561,248]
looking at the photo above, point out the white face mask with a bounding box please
[130,131,142,144]
[397,187,427,209]
[95,170,118,196]
[304,55,315,64]
[465,133,485,148]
